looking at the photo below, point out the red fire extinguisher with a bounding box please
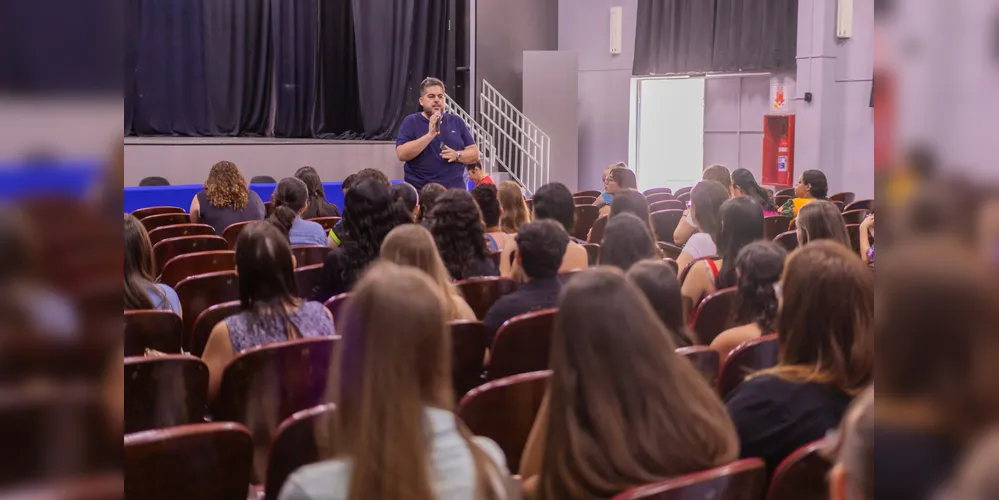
[776,136,790,186]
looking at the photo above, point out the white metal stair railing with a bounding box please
[478,80,550,196]
[444,93,495,184]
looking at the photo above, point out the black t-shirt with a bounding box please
[315,247,355,303]
[874,425,960,500]
[483,278,561,345]
[724,374,852,473]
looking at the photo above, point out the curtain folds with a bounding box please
[271,0,318,138]
[314,0,363,139]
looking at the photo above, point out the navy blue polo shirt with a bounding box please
[395,112,475,190]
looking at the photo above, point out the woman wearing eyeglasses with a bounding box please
[592,162,629,213]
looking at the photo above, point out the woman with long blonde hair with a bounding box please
[279,263,512,500]
[380,224,477,321]
[498,181,530,234]
[189,160,266,235]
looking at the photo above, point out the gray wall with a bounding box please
[523,51,580,191]
[123,138,403,186]
[476,0,559,108]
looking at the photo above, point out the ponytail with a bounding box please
[267,205,296,242]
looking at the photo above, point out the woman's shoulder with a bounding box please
[279,457,353,500]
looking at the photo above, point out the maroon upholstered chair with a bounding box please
[673,186,694,197]
[124,310,183,356]
[266,403,337,500]
[221,221,255,249]
[642,187,673,197]
[775,187,795,198]
[153,235,228,275]
[844,199,874,212]
[322,293,352,327]
[831,200,845,212]
[574,190,602,197]
[124,422,253,500]
[663,258,679,274]
[124,355,209,434]
[840,208,870,225]
[307,216,341,232]
[676,346,720,387]
[773,231,799,252]
[581,243,601,266]
[141,213,192,233]
[488,309,557,380]
[645,192,676,204]
[676,192,691,205]
[611,458,767,500]
[767,438,834,500]
[132,206,186,221]
[587,214,610,243]
[774,194,792,208]
[718,334,780,398]
[573,205,601,241]
[678,256,719,286]
[764,215,793,241]
[188,300,241,356]
[292,245,333,268]
[456,370,550,473]
[450,320,490,398]
[829,192,856,206]
[176,271,239,347]
[690,287,738,345]
[159,250,236,288]
[657,241,683,260]
[650,210,685,244]
[846,224,863,254]
[148,223,217,248]
[574,195,598,206]
[456,277,519,320]
[294,264,324,300]
[212,337,339,481]
[649,199,685,213]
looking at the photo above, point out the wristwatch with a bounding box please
[457,151,462,162]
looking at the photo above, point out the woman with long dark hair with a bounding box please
[681,196,764,317]
[418,183,447,225]
[779,169,830,218]
[471,183,508,252]
[710,241,786,360]
[201,222,334,398]
[294,166,340,218]
[608,188,659,242]
[279,263,512,499]
[189,160,266,235]
[124,213,182,316]
[675,180,730,270]
[731,168,777,215]
[521,268,738,498]
[316,179,408,301]
[626,260,695,348]
[428,190,499,280]
[269,177,329,247]
[599,213,657,272]
[597,167,638,216]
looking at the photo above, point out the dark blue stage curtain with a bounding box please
[132,0,212,136]
[351,0,450,139]
[314,0,364,139]
[272,0,319,138]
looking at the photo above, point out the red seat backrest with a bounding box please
[188,300,241,356]
[124,310,183,356]
[676,346,720,387]
[645,192,677,204]
[488,309,557,380]
[587,214,610,243]
[764,216,793,241]
[176,271,240,346]
[650,210,685,244]
[124,355,209,434]
[828,192,856,206]
[141,213,192,233]
[159,250,236,288]
[153,236,229,275]
[840,209,870,225]
[456,370,550,474]
[294,264,324,300]
[718,334,780,398]
[649,199,685,213]
[133,206,187,221]
[450,320,490,398]
[148,223,216,248]
[221,221,256,249]
[773,231,799,252]
[643,187,673,197]
[323,292,352,328]
[657,241,683,260]
[124,422,253,500]
[581,243,601,266]
[611,458,767,500]
[690,287,738,345]
[308,217,341,232]
[292,245,333,268]
[574,190,602,198]
[843,199,874,212]
[266,403,337,500]
[574,195,598,206]
[767,438,834,500]
[456,277,519,320]
[573,205,601,241]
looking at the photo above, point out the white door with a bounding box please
[629,76,706,191]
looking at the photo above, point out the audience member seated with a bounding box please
[859,214,874,267]
[124,213,182,317]
[625,260,695,348]
[418,182,447,225]
[471,184,509,252]
[593,162,628,212]
[499,181,530,234]
[294,166,341,218]
[731,168,778,216]
[427,190,499,280]
[328,168,394,248]
[520,268,738,498]
[269,177,329,247]
[875,240,999,500]
[189,160,266,235]
[710,241,786,360]
[597,166,638,216]
[380,224,476,321]
[681,196,764,316]
[604,188,658,243]
[202,222,335,399]
[725,241,873,474]
[466,161,494,188]
[779,169,829,218]
[390,182,421,221]
[278,264,512,499]
[316,179,408,301]
[828,386,873,500]
[599,213,657,272]
[675,180,729,270]
[500,182,588,278]
[483,220,567,345]
[797,200,850,248]
[674,164,732,245]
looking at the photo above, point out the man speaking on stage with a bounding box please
[395,77,480,190]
